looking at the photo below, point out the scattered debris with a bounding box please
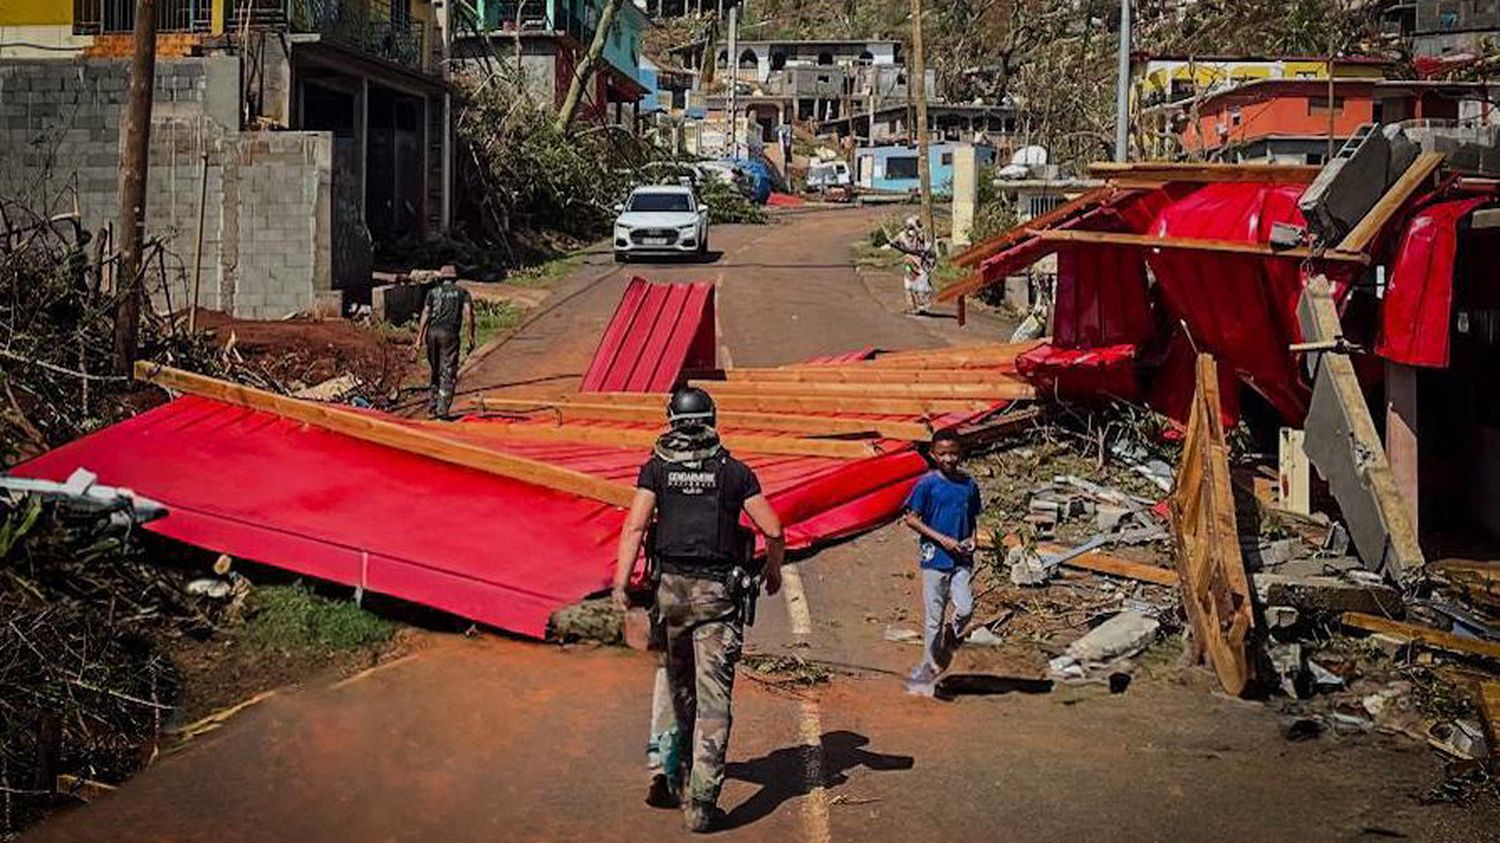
[1048,610,1160,681]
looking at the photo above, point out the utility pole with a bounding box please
[909,0,933,236]
[114,0,157,374]
[1114,0,1131,163]
[1326,42,1337,163]
[726,1,738,158]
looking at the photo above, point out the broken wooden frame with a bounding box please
[1342,612,1500,661]
[1169,354,1256,696]
[1035,229,1370,264]
[134,363,638,507]
[579,390,998,417]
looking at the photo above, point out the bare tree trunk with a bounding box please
[910,0,934,236]
[556,0,627,131]
[113,0,157,374]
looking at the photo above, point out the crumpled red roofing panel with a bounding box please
[11,394,937,638]
[1377,197,1487,368]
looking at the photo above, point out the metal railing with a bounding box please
[286,0,428,71]
[74,0,214,34]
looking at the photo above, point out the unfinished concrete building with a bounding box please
[0,0,453,319]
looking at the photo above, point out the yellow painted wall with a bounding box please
[0,0,73,25]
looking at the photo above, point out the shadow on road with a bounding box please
[621,250,725,266]
[722,730,914,830]
[934,674,1054,700]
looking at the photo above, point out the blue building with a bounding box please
[854,143,996,196]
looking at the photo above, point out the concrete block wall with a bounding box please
[0,56,346,320]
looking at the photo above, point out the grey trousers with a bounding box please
[425,328,460,416]
[910,566,974,684]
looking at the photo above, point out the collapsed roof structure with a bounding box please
[10,278,1037,638]
[944,132,1500,591]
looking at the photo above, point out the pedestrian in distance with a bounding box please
[902,428,981,697]
[412,266,475,418]
[612,387,786,833]
[890,215,936,315]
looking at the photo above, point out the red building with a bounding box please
[1148,78,1498,163]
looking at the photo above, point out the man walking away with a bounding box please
[413,266,474,418]
[902,428,981,696]
[613,387,785,833]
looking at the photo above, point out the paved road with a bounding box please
[28,207,1498,843]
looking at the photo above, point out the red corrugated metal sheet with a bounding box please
[580,277,717,392]
[1377,198,1487,368]
[1017,343,1140,399]
[11,394,943,638]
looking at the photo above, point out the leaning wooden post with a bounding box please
[113,0,157,373]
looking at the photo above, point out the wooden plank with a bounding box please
[951,187,1111,268]
[1342,612,1500,661]
[688,379,1037,401]
[580,390,995,416]
[1169,354,1256,696]
[135,363,637,508]
[725,366,1018,384]
[426,419,881,459]
[948,407,1043,449]
[467,396,935,441]
[1037,228,1369,263]
[1088,161,1323,184]
[1338,152,1446,253]
[980,530,1180,586]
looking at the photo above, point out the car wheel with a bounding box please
[614,251,628,263]
[698,234,708,256]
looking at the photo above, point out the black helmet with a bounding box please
[667,387,716,429]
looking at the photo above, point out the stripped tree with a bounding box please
[555,0,628,131]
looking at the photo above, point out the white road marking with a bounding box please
[780,566,828,842]
[780,564,813,636]
[796,698,833,843]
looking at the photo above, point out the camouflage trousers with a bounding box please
[657,571,743,806]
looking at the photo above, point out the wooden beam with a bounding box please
[724,367,1021,385]
[467,396,935,441]
[1037,228,1370,263]
[952,187,1112,268]
[135,363,637,507]
[867,340,1043,362]
[1088,161,1323,185]
[981,530,1179,587]
[1337,152,1446,253]
[689,379,1037,401]
[428,419,881,459]
[1342,612,1500,661]
[580,390,996,416]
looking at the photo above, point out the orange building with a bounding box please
[1147,78,1498,164]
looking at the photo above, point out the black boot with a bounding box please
[646,773,679,809]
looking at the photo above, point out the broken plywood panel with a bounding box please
[1297,276,1425,588]
[1169,354,1256,696]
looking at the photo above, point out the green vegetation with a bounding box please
[505,252,587,289]
[245,583,395,653]
[472,300,526,350]
[700,179,768,225]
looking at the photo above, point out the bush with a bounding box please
[699,179,767,225]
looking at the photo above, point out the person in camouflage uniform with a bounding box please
[413,266,475,418]
[613,387,785,833]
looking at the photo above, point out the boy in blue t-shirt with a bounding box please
[901,428,982,696]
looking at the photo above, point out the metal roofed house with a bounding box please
[854,142,997,196]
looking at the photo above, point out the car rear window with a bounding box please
[628,192,692,212]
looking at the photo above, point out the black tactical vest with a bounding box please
[651,454,750,569]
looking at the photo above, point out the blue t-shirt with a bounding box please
[904,470,982,571]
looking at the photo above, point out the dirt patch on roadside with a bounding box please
[194,311,418,401]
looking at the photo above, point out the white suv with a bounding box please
[613,185,710,262]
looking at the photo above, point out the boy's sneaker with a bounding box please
[684,800,725,833]
[646,773,679,809]
[904,678,937,698]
